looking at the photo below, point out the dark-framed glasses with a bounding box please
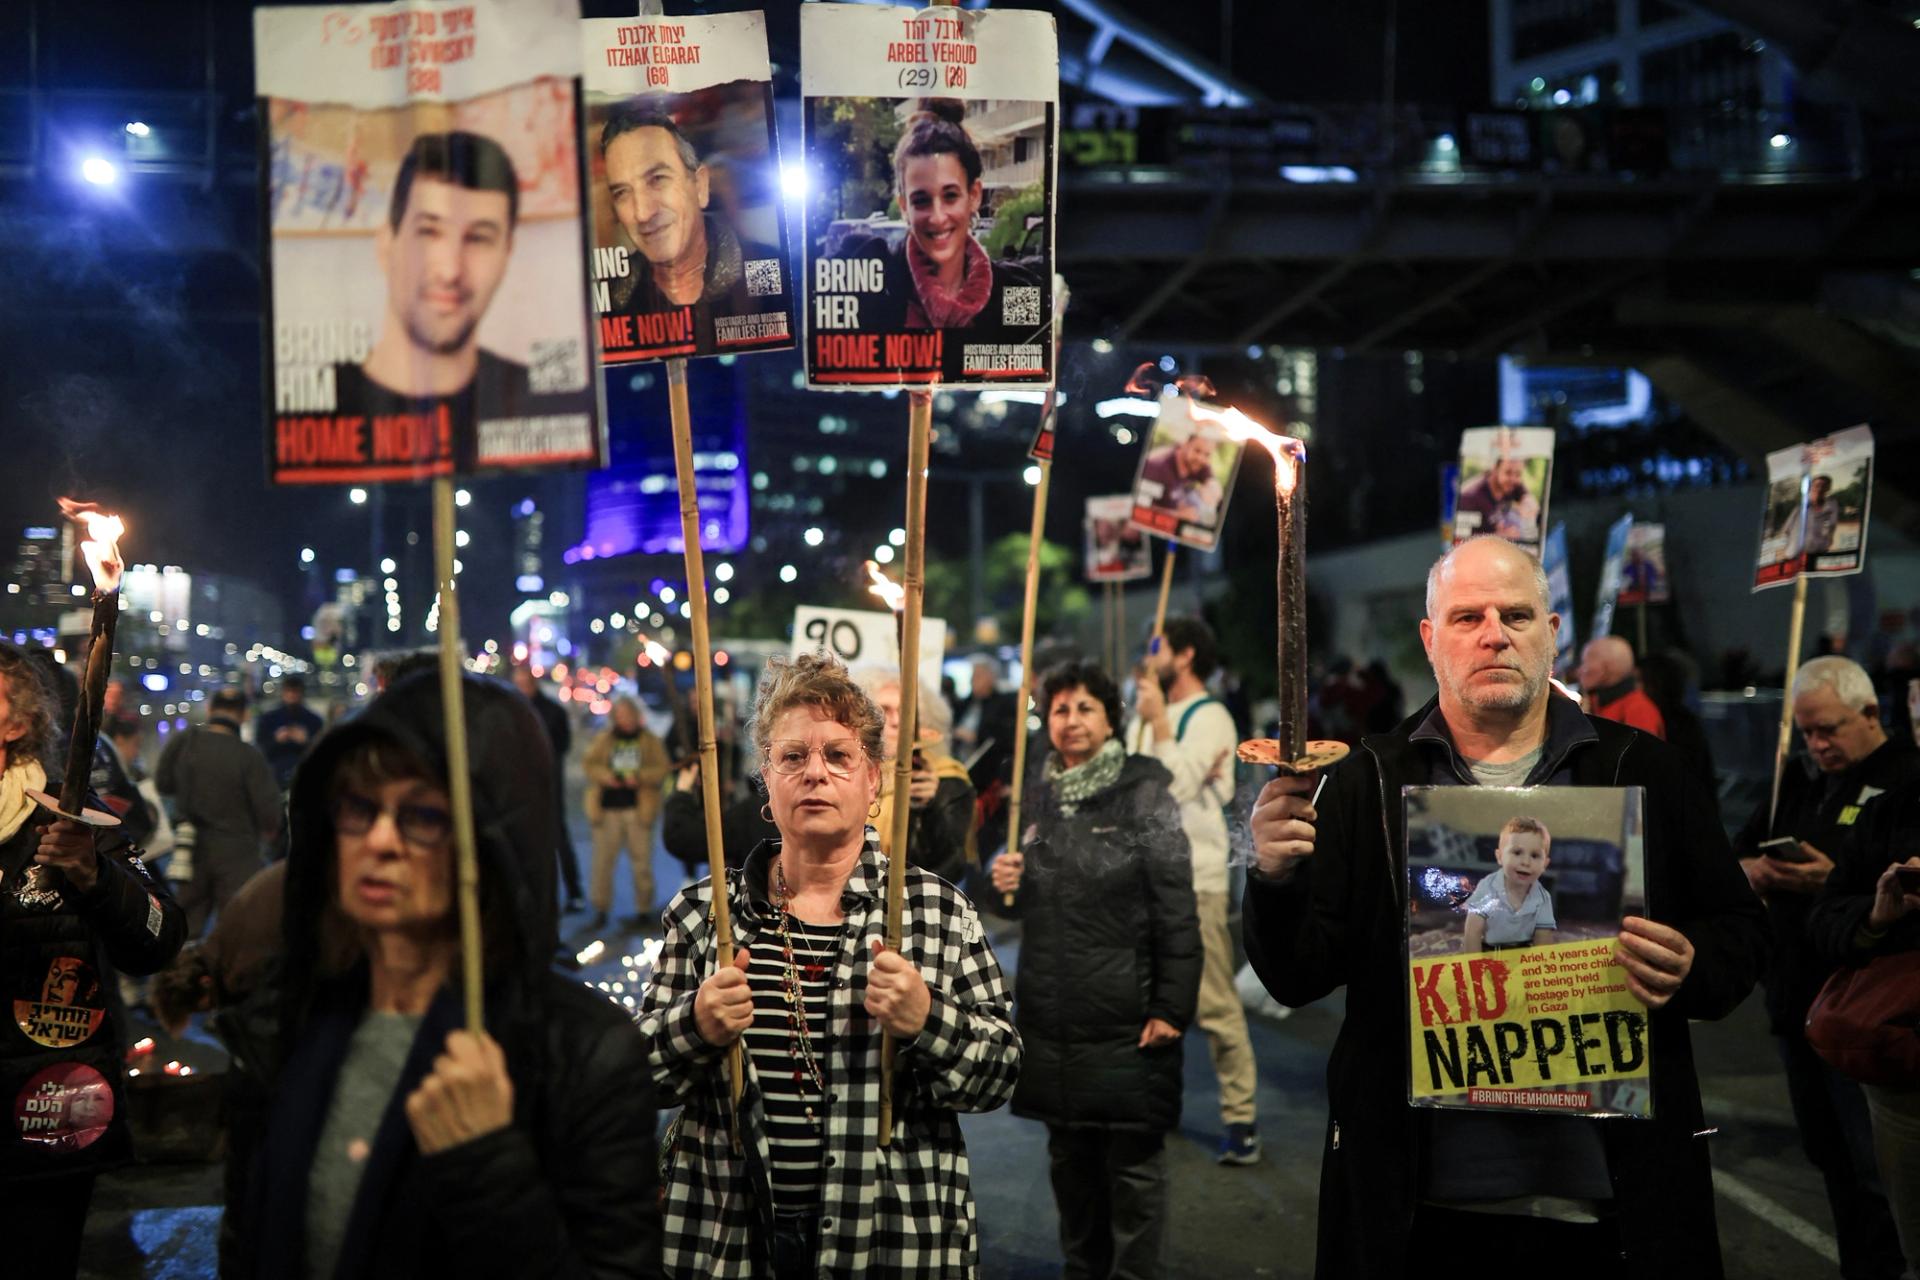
[332,792,454,847]
[764,739,866,778]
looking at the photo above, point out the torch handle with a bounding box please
[58,593,118,816]
[432,478,487,1035]
[1003,458,1052,906]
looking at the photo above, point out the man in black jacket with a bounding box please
[511,664,583,914]
[1733,654,1915,1279]
[1245,536,1768,1278]
[1,642,188,1276]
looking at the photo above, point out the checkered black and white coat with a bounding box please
[639,832,1021,1277]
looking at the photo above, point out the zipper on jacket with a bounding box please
[1330,1121,1340,1151]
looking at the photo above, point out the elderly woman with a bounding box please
[225,669,659,1278]
[858,667,977,885]
[990,660,1200,1280]
[641,652,1019,1278]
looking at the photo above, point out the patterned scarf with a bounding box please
[1044,738,1126,816]
[904,232,993,329]
[0,758,48,844]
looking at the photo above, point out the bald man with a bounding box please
[1577,636,1665,739]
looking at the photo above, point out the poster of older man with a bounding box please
[1128,394,1244,552]
[582,12,793,363]
[1452,426,1555,554]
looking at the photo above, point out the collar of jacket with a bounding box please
[732,829,887,928]
[1404,690,1598,785]
[1587,675,1639,707]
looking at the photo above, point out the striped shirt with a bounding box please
[743,916,839,1212]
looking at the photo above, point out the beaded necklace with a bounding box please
[771,857,829,1119]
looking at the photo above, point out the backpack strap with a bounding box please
[1175,696,1222,742]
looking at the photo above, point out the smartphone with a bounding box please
[1760,837,1813,864]
[1894,866,1920,895]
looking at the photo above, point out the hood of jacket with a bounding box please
[280,669,558,1029]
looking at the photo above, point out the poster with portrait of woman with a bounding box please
[800,4,1058,390]
[581,12,794,364]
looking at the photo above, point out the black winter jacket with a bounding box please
[1808,779,1920,968]
[2,775,187,1183]
[225,671,661,1279]
[1244,695,1768,1279]
[1003,752,1201,1132]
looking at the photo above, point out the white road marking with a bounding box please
[1712,1169,1839,1265]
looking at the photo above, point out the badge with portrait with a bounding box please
[257,0,605,483]
[1085,494,1152,582]
[581,12,794,364]
[1452,426,1555,555]
[13,1062,115,1152]
[1752,424,1875,591]
[1404,785,1652,1119]
[13,957,108,1049]
[1127,395,1245,551]
[800,4,1058,389]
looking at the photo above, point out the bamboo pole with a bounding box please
[1116,581,1127,674]
[1002,458,1052,907]
[1151,543,1177,647]
[1101,581,1115,674]
[879,390,933,1146]
[1768,573,1811,828]
[431,477,486,1033]
[666,358,743,1138]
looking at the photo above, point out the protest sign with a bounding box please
[1085,494,1151,582]
[1615,522,1669,606]
[1405,784,1651,1119]
[1591,513,1633,645]
[800,4,1058,389]
[258,0,603,484]
[580,12,794,364]
[1127,395,1245,551]
[1452,426,1554,554]
[1753,425,1875,590]
[1541,522,1576,676]
[791,604,947,674]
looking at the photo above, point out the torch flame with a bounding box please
[56,498,125,593]
[1185,400,1306,496]
[866,561,906,613]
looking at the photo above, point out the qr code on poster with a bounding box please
[529,339,586,394]
[745,258,782,298]
[1002,286,1041,327]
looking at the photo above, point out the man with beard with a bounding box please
[1243,535,1767,1277]
[331,131,531,468]
[1138,422,1226,526]
[601,106,784,352]
[1456,453,1542,542]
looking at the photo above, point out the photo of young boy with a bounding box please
[1461,815,1558,952]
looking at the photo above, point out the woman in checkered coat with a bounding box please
[640,653,1021,1278]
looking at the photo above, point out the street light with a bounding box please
[299,547,315,564]
[349,487,368,504]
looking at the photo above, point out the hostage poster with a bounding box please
[1404,785,1652,1119]
[581,12,794,364]
[1615,522,1669,606]
[1541,522,1576,677]
[1086,494,1151,582]
[258,0,604,484]
[1753,425,1876,590]
[1590,513,1633,645]
[1452,426,1554,554]
[800,4,1058,389]
[1128,394,1245,551]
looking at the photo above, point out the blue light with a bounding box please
[332,568,357,584]
[515,573,545,593]
[516,498,536,517]
[140,673,168,693]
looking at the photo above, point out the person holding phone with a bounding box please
[1732,655,1919,1279]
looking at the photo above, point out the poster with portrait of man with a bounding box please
[581,12,793,364]
[800,5,1058,390]
[1404,784,1651,1120]
[1085,494,1151,582]
[1452,426,1555,554]
[257,0,604,484]
[1127,395,1245,552]
[1753,425,1876,590]
[1614,523,1669,606]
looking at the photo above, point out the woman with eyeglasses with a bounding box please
[224,668,661,1279]
[639,652,1020,1279]
[988,660,1200,1280]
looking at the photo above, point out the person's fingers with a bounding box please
[1615,928,1687,973]
[1256,775,1317,802]
[1614,943,1682,993]
[1619,916,1689,952]
[1137,1024,1151,1049]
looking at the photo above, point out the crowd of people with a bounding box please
[3,532,1919,1279]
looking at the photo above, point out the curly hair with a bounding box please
[0,642,56,769]
[750,652,885,776]
[1038,660,1125,743]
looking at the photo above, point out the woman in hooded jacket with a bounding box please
[988,660,1201,1280]
[224,668,661,1279]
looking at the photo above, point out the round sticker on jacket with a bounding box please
[14,1062,114,1151]
[14,956,107,1048]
